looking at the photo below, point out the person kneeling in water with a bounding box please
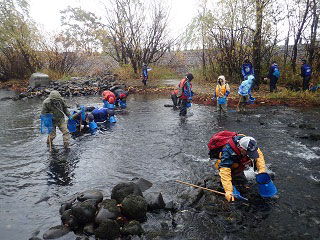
[209,131,266,202]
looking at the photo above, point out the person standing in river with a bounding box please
[237,75,254,112]
[208,131,266,202]
[212,75,230,117]
[300,59,312,91]
[41,90,72,149]
[177,73,194,116]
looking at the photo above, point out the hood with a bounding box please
[217,75,226,85]
[49,90,63,101]
[247,75,255,83]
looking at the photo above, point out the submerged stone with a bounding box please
[111,182,143,203]
[121,195,148,222]
[43,225,70,239]
[77,189,103,203]
[145,192,166,211]
[132,177,153,192]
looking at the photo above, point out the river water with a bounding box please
[0,89,319,240]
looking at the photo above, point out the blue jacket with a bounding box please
[241,63,254,77]
[91,108,108,122]
[301,64,312,77]
[219,136,244,168]
[142,67,148,80]
[238,75,254,96]
[268,63,280,79]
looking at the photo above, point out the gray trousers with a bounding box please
[48,119,69,144]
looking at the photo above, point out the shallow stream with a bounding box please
[0,90,319,240]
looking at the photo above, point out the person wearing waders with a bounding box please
[176,73,194,116]
[300,59,312,91]
[266,61,280,93]
[237,75,254,112]
[41,90,72,149]
[208,132,266,202]
[212,75,230,117]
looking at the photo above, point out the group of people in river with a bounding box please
[41,61,279,204]
[170,58,316,117]
[41,86,128,149]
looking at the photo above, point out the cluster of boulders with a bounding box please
[32,178,175,240]
[4,71,126,101]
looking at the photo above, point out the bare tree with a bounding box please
[252,0,273,88]
[306,0,319,66]
[291,0,311,73]
[103,0,172,74]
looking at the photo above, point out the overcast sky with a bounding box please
[29,0,199,38]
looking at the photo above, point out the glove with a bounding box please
[225,191,234,202]
[68,116,73,121]
[188,96,192,101]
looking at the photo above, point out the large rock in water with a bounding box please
[71,201,96,224]
[94,219,120,240]
[29,72,50,89]
[121,195,148,222]
[111,182,143,203]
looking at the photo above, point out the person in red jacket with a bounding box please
[176,73,194,116]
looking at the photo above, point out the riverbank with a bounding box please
[126,77,320,108]
[1,76,319,108]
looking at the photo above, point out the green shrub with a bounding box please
[147,66,180,80]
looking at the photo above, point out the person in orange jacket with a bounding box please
[213,135,266,202]
[176,73,194,116]
[102,90,116,106]
[212,75,230,116]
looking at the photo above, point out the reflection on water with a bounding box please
[47,148,79,186]
[0,90,320,240]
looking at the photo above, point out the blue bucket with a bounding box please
[40,113,53,134]
[89,121,97,134]
[109,116,116,123]
[218,97,226,104]
[256,173,277,197]
[120,101,126,109]
[67,119,77,133]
